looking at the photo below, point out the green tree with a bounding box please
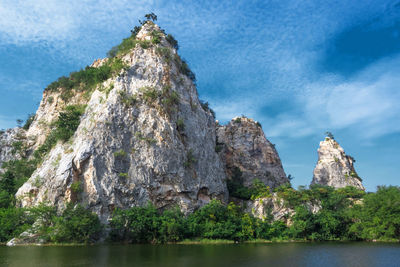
[349,186,400,241]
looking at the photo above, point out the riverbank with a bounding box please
[3,238,399,247]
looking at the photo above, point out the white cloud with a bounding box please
[262,55,400,139]
[0,0,154,45]
[0,0,77,44]
[1,0,399,141]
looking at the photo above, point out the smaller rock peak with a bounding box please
[217,116,288,189]
[312,136,364,190]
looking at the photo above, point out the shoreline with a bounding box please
[2,238,399,247]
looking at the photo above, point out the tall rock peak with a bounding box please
[15,21,227,221]
[311,137,364,190]
[216,116,289,189]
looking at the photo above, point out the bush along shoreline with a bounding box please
[2,184,400,245]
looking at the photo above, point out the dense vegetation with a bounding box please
[107,185,400,243]
[0,183,400,244]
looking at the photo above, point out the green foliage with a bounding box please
[0,208,35,242]
[158,207,186,243]
[166,34,179,50]
[176,57,196,82]
[215,143,224,153]
[0,160,37,208]
[130,26,141,37]
[0,171,17,208]
[325,131,335,140]
[23,113,35,130]
[70,181,83,193]
[138,40,151,49]
[151,30,161,44]
[162,88,180,108]
[109,203,161,243]
[54,105,86,142]
[274,184,366,241]
[119,172,129,179]
[349,186,400,241]
[176,118,185,132]
[184,149,196,168]
[0,184,399,244]
[11,141,23,155]
[234,117,241,123]
[119,91,136,106]
[16,119,23,127]
[139,86,159,104]
[109,200,269,243]
[144,12,157,22]
[8,204,102,244]
[135,132,156,145]
[156,47,172,63]
[227,172,272,201]
[50,204,102,243]
[250,179,272,200]
[215,137,224,153]
[200,100,216,118]
[33,104,86,163]
[46,57,128,102]
[227,167,252,200]
[114,149,127,158]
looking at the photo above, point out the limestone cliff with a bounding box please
[0,128,25,172]
[243,194,321,225]
[311,137,364,190]
[15,22,228,221]
[216,117,289,189]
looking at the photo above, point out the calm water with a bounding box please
[0,242,400,267]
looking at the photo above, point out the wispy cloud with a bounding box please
[1,0,399,141]
[264,55,400,139]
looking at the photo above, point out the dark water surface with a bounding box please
[0,242,400,267]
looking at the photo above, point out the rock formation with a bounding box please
[0,128,25,172]
[15,22,228,222]
[311,136,364,190]
[216,117,289,189]
[244,193,295,222]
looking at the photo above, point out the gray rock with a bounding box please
[311,137,364,190]
[15,22,228,222]
[0,127,25,172]
[216,117,289,189]
[243,193,321,225]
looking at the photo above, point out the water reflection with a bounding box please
[0,242,399,267]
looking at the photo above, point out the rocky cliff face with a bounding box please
[311,137,364,190]
[15,22,228,222]
[0,128,25,172]
[25,89,87,151]
[244,194,321,224]
[216,117,288,189]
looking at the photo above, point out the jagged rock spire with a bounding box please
[311,136,364,190]
[216,117,289,189]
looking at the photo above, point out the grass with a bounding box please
[176,239,235,244]
[45,57,129,102]
[113,149,127,158]
[118,91,136,106]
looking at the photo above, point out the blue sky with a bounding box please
[0,0,399,191]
